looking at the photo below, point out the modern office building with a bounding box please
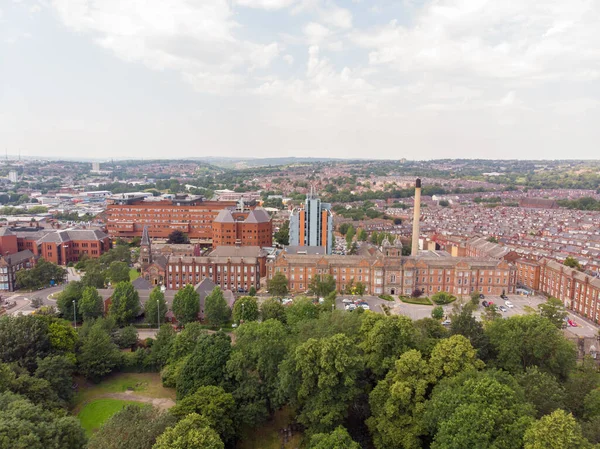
[289,189,333,254]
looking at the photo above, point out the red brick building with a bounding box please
[105,194,272,247]
[268,251,517,296]
[212,209,272,248]
[38,230,111,265]
[0,227,110,266]
[105,194,238,241]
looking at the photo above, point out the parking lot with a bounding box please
[330,293,599,338]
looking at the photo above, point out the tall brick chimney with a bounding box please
[411,178,421,256]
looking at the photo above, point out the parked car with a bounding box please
[345,304,357,311]
[342,298,353,304]
[282,298,293,305]
[499,305,508,312]
[500,294,508,300]
[504,300,514,308]
[442,319,451,326]
[361,304,370,310]
[482,300,489,307]
[479,294,485,299]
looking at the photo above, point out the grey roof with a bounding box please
[2,250,34,266]
[141,225,150,246]
[132,277,153,290]
[37,229,108,244]
[0,227,15,237]
[195,278,217,298]
[244,208,270,224]
[214,209,235,223]
[284,245,327,255]
[209,246,265,258]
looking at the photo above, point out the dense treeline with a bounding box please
[2,295,599,449]
[558,197,600,211]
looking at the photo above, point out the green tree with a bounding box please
[564,357,600,418]
[114,325,138,349]
[204,287,230,327]
[15,258,66,290]
[227,320,288,420]
[516,367,566,418]
[177,332,231,398]
[172,285,200,325]
[267,272,288,297]
[449,304,493,361]
[338,223,350,236]
[109,282,140,326]
[285,297,320,327]
[48,320,78,360]
[106,261,130,284]
[439,200,449,207]
[78,320,122,382]
[431,306,444,320]
[151,324,177,368]
[523,409,591,449]
[35,354,76,403]
[260,298,286,323]
[166,230,190,244]
[357,228,367,242]
[431,291,456,305]
[424,370,535,449]
[232,296,259,324]
[309,426,360,449]
[308,274,336,297]
[0,391,87,449]
[171,386,236,443]
[145,287,168,326]
[538,297,568,329]
[358,314,417,378]
[486,314,576,379]
[78,286,104,321]
[367,336,484,449]
[88,405,176,449]
[0,315,51,371]
[57,281,84,321]
[279,333,363,434]
[564,256,582,270]
[248,286,257,297]
[274,220,289,246]
[153,413,223,449]
[345,225,355,249]
[81,260,106,289]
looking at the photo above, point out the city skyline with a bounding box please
[1,0,599,160]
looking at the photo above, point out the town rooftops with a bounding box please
[209,246,266,258]
[0,250,34,267]
[37,229,109,244]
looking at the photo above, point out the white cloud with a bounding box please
[351,0,600,84]
[303,21,331,43]
[284,54,295,64]
[235,0,297,9]
[51,0,280,93]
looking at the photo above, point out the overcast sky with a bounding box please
[1,0,599,161]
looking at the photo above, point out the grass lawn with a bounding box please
[78,399,142,436]
[237,407,302,449]
[129,268,140,281]
[73,372,175,410]
[400,296,433,305]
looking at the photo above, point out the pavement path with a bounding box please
[101,392,175,411]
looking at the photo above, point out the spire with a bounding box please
[141,225,150,246]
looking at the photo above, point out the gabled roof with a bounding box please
[132,277,153,290]
[214,209,235,223]
[141,225,150,246]
[0,227,15,237]
[244,208,270,224]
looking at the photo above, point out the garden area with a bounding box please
[73,372,176,436]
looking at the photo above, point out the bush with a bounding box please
[431,291,456,305]
[400,296,433,305]
[378,294,394,301]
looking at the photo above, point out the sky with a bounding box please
[1,0,599,161]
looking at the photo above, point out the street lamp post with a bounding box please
[72,300,76,329]
[241,303,245,323]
